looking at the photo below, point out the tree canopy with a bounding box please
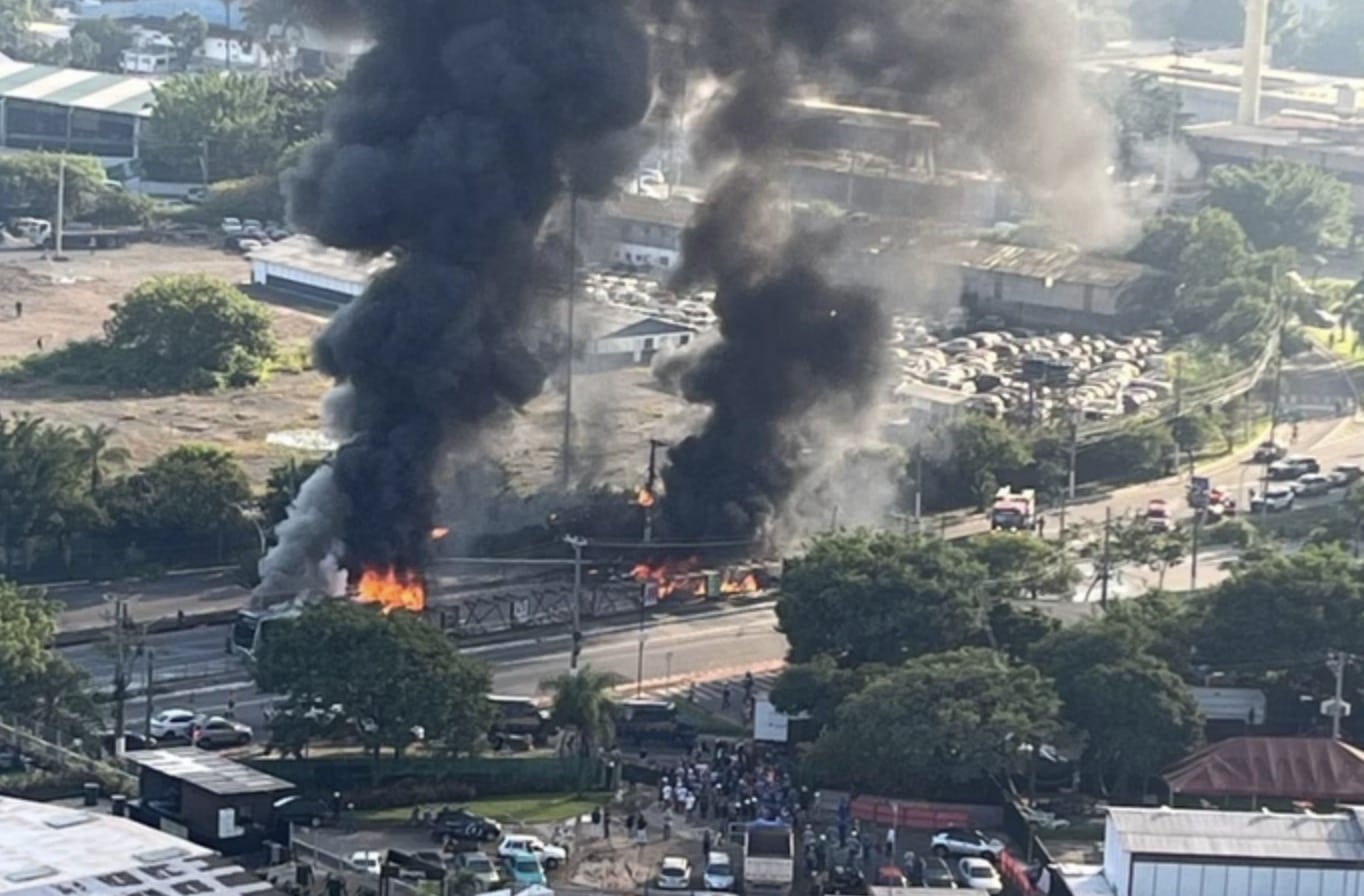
[255,601,493,759]
[0,578,95,735]
[776,531,984,666]
[142,73,282,182]
[803,648,1061,795]
[1205,160,1353,254]
[542,665,620,758]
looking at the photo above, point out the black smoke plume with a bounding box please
[256,1,650,602]
[654,0,1121,543]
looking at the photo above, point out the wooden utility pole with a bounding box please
[1100,507,1112,610]
[561,187,579,490]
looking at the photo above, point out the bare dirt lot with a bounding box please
[0,243,693,489]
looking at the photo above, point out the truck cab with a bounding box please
[989,486,1036,532]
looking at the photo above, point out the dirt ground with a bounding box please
[0,243,693,489]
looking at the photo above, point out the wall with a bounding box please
[1129,859,1363,896]
[200,36,271,70]
[593,330,693,364]
[247,755,603,796]
[251,260,364,304]
[1103,821,1127,896]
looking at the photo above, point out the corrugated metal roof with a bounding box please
[1108,807,1364,862]
[932,241,1153,289]
[1164,736,1364,801]
[248,235,393,286]
[602,316,697,340]
[0,53,156,116]
[123,747,295,796]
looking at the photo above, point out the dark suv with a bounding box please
[613,699,698,749]
[487,695,555,749]
[430,808,501,843]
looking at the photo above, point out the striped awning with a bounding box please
[0,54,157,116]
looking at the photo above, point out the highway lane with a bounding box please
[87,602,790,732]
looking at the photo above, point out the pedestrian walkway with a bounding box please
[649,667,783,723]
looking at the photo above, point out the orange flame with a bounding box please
[630,557,700,598]
[355,567,425,614]
[720,572,760,595]
[431,527,450,540]
[635,488,656,508]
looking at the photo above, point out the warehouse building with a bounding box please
[1091,806,1364,896]
[0,793,279,896]
[248,236,392,308]
[0,53,156,162]
[589,316,696,368]
[588,193,698,272]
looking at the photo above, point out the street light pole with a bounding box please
[564,535,586,671]
[54,107,73,260]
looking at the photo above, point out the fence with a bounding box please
[0,715,138,793]
[248,754,605,797]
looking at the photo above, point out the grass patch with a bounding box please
[677,701,748,737]
[1305,325,1363,364]
[355,791,611,825]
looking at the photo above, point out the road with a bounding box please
[79,601,788,733]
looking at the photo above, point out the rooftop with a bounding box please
[600,193,700,229]
[248,235,394,287]
[0,795,275,896]
[1186,115,1364,164]
[601,316,697,340]
[790,95,941,131]
[931,241,1154,289]
[123,748,296,796]
[1107,806,1364,862]
[1164,735,1364,801]
[0,53,157,116]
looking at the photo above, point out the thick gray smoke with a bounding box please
[652,0,1127,544]
[256,0,650,604]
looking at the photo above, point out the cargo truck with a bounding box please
[989,486,1036,531]
[744,821,795,896]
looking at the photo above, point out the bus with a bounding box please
[230,606,302,661]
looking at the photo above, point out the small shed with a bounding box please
[1164,736,1364,803]
[125,748,295,855]
[590,317,696,367]
[248,236,392,308]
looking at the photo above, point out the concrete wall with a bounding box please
[592,330,693,364]
[1129,859,1361,896]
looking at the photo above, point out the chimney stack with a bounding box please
[1237,0,1270,125]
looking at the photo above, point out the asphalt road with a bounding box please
[79,601,788,733]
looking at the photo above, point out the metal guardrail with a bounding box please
[0,715,138,790]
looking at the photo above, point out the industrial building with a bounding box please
[588,193,698,271]
[0,793,278,896]
[932,241,1168,333]
[0,53,156,162]
[1091,806,1364,896]
[589,316,696,367]
[248,235,393,308]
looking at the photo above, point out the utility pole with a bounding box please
[1190,509,1202,590]
[561,186,579,490]
[143,647,155,739]
[635,597,647,697]
[1100,507,1112,610]
[564,535,586,671]
[107,596,132,753]
[54,107,73,260]
[913,447,924,532]
[1326,651,1350,740]
[643,439,665,543]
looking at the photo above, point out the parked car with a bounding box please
[432,808,502,843]
[612,699,699,748]
[349,851,384,876]
[271,795,333,827]
[957,858,1003,894]
[919,857,959,888]
[1330,464,1363,488]
[657,856,692,890]
[703,851,734,891]
[193,717,252,748]
[149,709,197,740]
[931,829,1005,859]
[497,835,567,869]
[500,853,546,887]
[1250,485,1296,513]
[454,851,499,889]
[220,217,243,235]
[1293,473,1332,498]
[487,695,555,749]
[99,730,150,755]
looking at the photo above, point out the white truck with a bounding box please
[744,823,795,896]
[989,486,1036,532]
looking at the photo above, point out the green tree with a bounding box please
[1127,213,1193,274]
[541,665,620,759]
[103,275,278,391]
[1205,160,1353,253]
[964,531,1082,601]
[776,531,984,666]
[69,17,133,72]
[75,423,130,496]
[268,77,337,147]
[0,578,95,734]
[1297,0,1364,74]
[167,12,208,71]
[946,416,1033,509]
[984,602,1062,662]
[1178,207,1252,289]
[0,152,109,220]
[0,0,50,56]
[1112,73,1186,176]
[0,415,94,576]
[1194,544,1364,670]
[142,73,280,182]
[1078,423,1175,483]
[803,648,1061,795]
[769,654,891,733]
[260,456,327,529]
[255,601,493,759]
[100,445,251,562]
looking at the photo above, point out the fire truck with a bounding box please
[989,486,1036,532]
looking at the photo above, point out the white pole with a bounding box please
[1237,0,1270,126]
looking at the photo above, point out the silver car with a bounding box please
[193,716,252,748]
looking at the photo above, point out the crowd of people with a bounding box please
[654,739,810,833]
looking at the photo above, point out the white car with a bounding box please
[497,835,567,869]
[657,856,692,890]
[220,217,243,234]
[931,828,1005,859]
[148,709,197,740]
[1250,486,1295,513]
[702,851,734,891]
[958,857,1003,894]
[349,851,383,876]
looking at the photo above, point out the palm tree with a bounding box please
[541,665,622,760]
[76,423,129,495]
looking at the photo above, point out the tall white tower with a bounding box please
[1236,0,1270,125]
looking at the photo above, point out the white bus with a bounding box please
[230,606,301,661]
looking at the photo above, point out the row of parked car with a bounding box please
[1248,448,1361,513]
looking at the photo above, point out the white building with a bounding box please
[886,380,971,433]
[0,794,278,896]
[1098,806,1364,896]
[589,193,698,272]
[590,316,697,367]
[248,235,392,308]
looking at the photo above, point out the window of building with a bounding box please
[643,337,655,351]
[680,334,690,346]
